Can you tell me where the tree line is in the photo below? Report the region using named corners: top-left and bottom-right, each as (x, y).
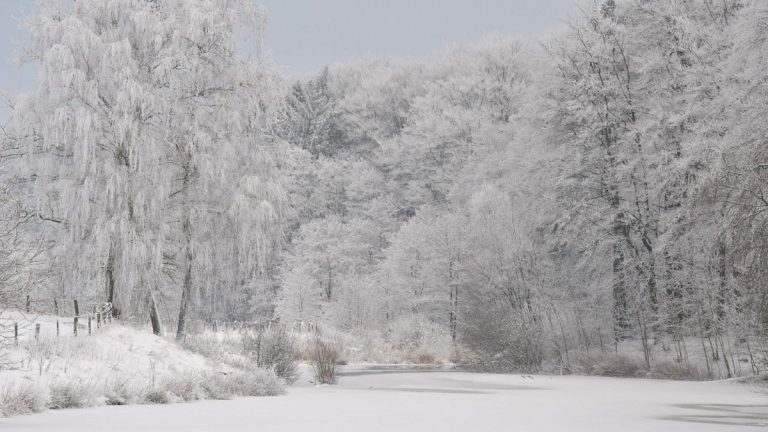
top-left (1, 0), bottom-right (766, 374)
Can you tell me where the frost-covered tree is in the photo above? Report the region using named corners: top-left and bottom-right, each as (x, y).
top-left (13, 0), bottom-right (180, 329)
top-left (714, 0), bottom-right (768, 345)
top-left (11, 0), bottom-right (285, 337)
top-left (277, 67), bottom-right (341, 157)
top-left (148, 0), bottom-right (284, 341)
top-left (0, 131), bottom-right (44, 313)
top-left (276, 216), bottom-right (380, 328)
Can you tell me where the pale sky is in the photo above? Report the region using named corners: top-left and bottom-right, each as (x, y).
top-left (0, 0), bottom-right (577, 100)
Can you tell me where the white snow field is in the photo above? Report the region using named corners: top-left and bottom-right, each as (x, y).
top-left (1, 365), bottom-right (766, 432)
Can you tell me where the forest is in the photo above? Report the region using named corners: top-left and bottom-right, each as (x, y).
top-left (1, 0), bottom-right (767, 381)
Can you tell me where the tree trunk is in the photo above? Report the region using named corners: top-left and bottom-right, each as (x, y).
top-left (448, 256), bottom-right (459, 345)
top-left (612, 210), bottom-right (630, 341)
top-left (149, 290), bottom-right (163, 336)
top-left (175, 253), bottom-right (193, 342)
top-left (716, 236), bottom-right (728, 320)
top-left (175, 171), bottom-right (193, 343)
top-left (105, 243), bottom-right (119, 318)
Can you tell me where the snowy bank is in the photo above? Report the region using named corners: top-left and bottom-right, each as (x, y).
top-left (0, 317), bottom-right (282, 418)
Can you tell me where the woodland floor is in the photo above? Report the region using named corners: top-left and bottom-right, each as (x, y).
top-left (1, 364), bottom-right (766, 432)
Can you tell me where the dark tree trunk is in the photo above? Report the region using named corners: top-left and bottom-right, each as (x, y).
top-left (106, 243), bottom-right (120, 318)
top-left (716, 237), bottom-right (728, 320)
top-left (149, 290), bottom-right (162, 336)
top-left (175, 171), bottom-right (193, 343)
top-left (176, 254), bottom-right (193, 342)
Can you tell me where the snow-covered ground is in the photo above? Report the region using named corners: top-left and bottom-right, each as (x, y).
top-left (0, 316), bottom-right (282, 417)
top-left (1, 364), bottom-right (765, 432)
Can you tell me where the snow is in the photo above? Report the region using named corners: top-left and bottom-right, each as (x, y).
top-left (2, 364), bottom-right (766, 432)
top-left (0, 316), bottom-right (212, 394)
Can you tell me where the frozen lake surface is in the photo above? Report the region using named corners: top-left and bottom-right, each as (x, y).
top-left (2, 365), bottom-right (766, 432)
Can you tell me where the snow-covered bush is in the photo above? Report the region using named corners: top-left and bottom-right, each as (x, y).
top-left (159, 372), bottom-right (208, 402)
top-left (589, 355), bottom-right (644, 378)
top-left (222, 368), bottom-right (283, 396)
top-left (649, 361), bottom-right (709, 381)
top-left (310, 336), bottom-right (343, 384)
top-left (182, 333), bottom-right (227, 360)
top-left (105, 377), bottom-right (145, 406)
top-left (154, 368), bottom-right (283, 403)
top-left (182, 331), bottom-right (243, 364)
top-left (0, 381), bottom-right (48, 417)
top-left (386, 316), bottom-right (451, 364)
top-left (563, 352), bottom-right (711, 380)
top-left (143, 389), bottom-right (172, 405)
top-left (242, 327), bottom-right (299, 383)
top-left (22, 334), bottom-right (58, 377)
top-left (199, 373), bottom-right (233, 400)
top-left (753, 374), bottom-right (768, 394)
top-left (459, 300), bottom-right (544, 372)
top-left (49, 379), bottom-right (101, 409)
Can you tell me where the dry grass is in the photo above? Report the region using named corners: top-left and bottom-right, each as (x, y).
top-left (0, 381), bottom-right (48, 417)
top-left (154, 368), bottom-right (283, 403)
top-left (48, 379), bottom-right (101, 409)
top-left (105, 377), bottom-right (145, 406)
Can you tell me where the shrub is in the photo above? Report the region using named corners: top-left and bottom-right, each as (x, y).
top-left (591, 355), bottom-right (643, 377)
top-left (199, 373), bottom-right (232, 400)
top-left (105, 378), bottom-right (144, 405)
top-left (143, 389), bottom-right (171, 405)
top-left (49, 379), bottom-right (101, 409)
top-left (459, 300), bottom-right (544, 372)
top-left (242, 327), bottom-right (299, 384)
top-left (310, 336), bottom-right (343, 384)
top-left (160, 372), bottom-right (206, 402)
top-left (749, 373), bottom-right (768, 394)
top-left (223, 368), bottom-right (283, 396)
top-left (182, 334), bottom-right (223, 360)
top-left (648, 360), bottom-right (709, 380)
top-left (385, 317), bottom-right (452, 364)
top-left (0, 381), bottom-right (48, 417)
top-left (413, 352), bottom-right (440, 365)
top-left (151, 368), bottom-right (283, 403)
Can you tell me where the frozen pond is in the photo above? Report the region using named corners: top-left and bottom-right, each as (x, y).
top-left (2, 365), bottom-right (766, 432)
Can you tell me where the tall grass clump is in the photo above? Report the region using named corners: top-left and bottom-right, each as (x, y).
top-left (0, 381), bottom-right (48, 417)
top-left (310, 336), bottom-right (343, 384)
top-left (48, 379), bottom-right (101, 409)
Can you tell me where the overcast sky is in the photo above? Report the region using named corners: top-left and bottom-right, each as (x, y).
top-left (0, 0), bottom-right (578, 99)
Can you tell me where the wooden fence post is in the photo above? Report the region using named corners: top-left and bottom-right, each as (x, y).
top-left (56, 320), bottom-right (60, 337)
top-left (53, 298), bottom-right (59, 316)
top-left (14, 322), bottom-right (18, 345)
top-left (35, 323), bottom-right (40, 340)
top-left (26, 295), bottom-right (30, 313)
top-left (88, 315), bottom-right (92, 335)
